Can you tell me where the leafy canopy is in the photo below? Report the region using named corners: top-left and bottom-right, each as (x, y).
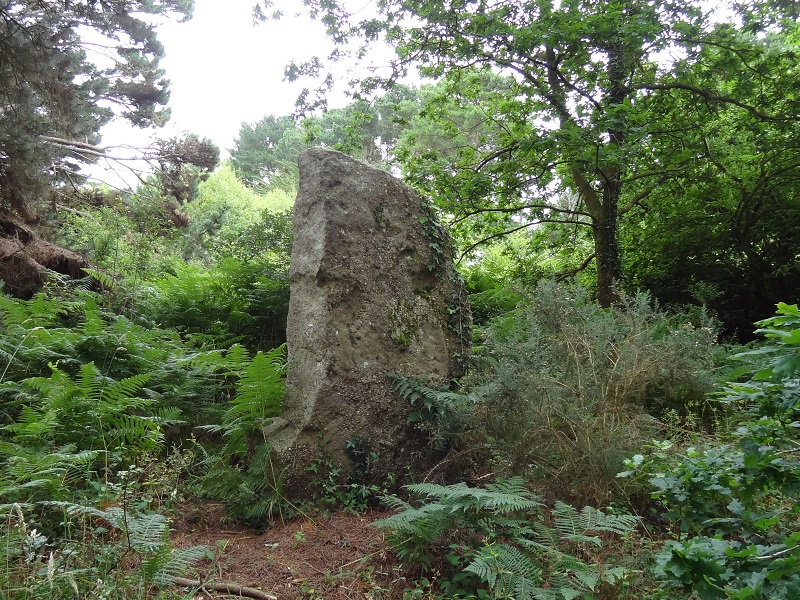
top-left (264, 0), bottom-right (800, 307)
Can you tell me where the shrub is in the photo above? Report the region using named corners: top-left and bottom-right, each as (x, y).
top-left (474, 282), bottom-right (721, 503)
top-left (625, 302), bottom-right (800, 599)
top-left (395, 281), bottom-right (720, 504)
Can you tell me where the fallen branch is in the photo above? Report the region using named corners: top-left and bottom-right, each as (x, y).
top-left (172, 576), bottom-right (278, 600)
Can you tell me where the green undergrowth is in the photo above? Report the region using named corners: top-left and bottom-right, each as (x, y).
top-left (622, 302), bottom-right (800, 599)
top-left (394, 281), bottom-right (723, 505)
top-left (2, 271), bottom-right (795, 600)
top-left (0, 286), bottom-right (290, 598)
top-left (375, 477), bottom-right (639, 600)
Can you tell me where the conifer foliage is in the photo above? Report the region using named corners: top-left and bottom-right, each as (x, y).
top-left (0, 0), bottom-right (193, 219)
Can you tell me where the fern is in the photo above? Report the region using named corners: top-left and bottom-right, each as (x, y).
top-left (193, 344), bottom-right (291, 526)
top-left (144, 544), bottom-right (210, 585)
top-left (553, 502), bottom-right (640, 539)
top-left (0, 442), bottom-right (99, 503)
top-left (81, 267), bottom-right (116, 291)
top-left (391, 375), bottom-right (476, 448)
top-left (376, 478), bottom-right (639, 599)
top-left (5, 361), bottom-right (168, 461)
top-left (223, 345), bottom-right (286, 434)
top-left (0, 289), bottom-right (219, 432)
top-left (467, 544), bottom-right (543, 599)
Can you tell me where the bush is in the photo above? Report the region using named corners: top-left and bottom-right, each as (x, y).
top-left (395, 281), bottom-right (720, 505)
top-left (625, 302), bottom-right (800, 599)
top-left (462, 281), bottom-right (720, 504)
top-left (0, 290), bottom-right (212, 599)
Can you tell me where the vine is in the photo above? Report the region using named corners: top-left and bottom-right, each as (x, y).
top-left (417, 198), bottom-right (472, 380)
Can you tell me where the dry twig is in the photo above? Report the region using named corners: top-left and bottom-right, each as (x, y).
top-left (172, 576), bottom-right (278, 600)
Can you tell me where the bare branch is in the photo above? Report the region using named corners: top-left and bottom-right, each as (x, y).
top-left (172, 576), bottom-right (277, 600)
top-left (41, 136), bottom-right (107, 155)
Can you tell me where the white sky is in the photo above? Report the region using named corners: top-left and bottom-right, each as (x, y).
top-left (90, 0), bottom-right (351, 186)
top-left (154, 0), bottom-right (331, 151)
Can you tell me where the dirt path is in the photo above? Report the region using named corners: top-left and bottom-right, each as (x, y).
top-left (171, 504), bottom-right (412, 599)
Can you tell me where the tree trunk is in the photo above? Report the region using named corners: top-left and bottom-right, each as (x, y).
top-left (594, 178), bottom-right (623, 308)
top-left (594, 39), bottom-right (628, 308)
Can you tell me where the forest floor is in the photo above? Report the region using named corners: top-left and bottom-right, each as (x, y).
top-left (171, 503), bottom-right (413, 600)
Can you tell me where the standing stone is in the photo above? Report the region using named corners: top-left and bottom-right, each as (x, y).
top-left (268, 148), bottom-right (471, 491)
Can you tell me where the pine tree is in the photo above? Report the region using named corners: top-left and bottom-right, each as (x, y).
top-left (0, 0), bottom-right (194, 220)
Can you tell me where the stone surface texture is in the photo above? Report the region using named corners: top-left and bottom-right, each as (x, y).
top-left (269, 148), bottom-right (471, 491)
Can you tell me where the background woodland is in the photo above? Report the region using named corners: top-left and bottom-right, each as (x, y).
top-left (1, 1), bottom-right (799, 598)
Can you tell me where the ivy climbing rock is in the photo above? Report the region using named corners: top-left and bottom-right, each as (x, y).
top-left (268, 148), bottom-right (471, 494)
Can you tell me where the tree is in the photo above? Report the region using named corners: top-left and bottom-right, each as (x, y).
top-left (623, 74), bottom-right (800, 339)
top-left (0, 0), bottom-right (194, 221)
top-left (266, 0), bottom-right (800, 306)
top-left (230, 86), bottom-right (421, 191)
top-left (153, 133), bottom-right (220, 206)
top-left (230, 115), bottom-right (305, 191)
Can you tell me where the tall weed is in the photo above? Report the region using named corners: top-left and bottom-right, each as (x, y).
top-left (1, 500), bottom-right (207, 600)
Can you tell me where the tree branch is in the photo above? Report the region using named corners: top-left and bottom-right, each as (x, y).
top-left (172, 576), bottom-right (278, 600)
top-left (619, 186), bottom-right (655, 215)
top-left (570, 169), bottom-right (602, 219)
top-left (451, 203), bottom-right (592, 226)
top-left (456, 217), bottom-right (591, 263)
top-left (556, 251), bottom-right (597, 280)
top-left (639, 83), bottom-right (794, 121)
top-left (41, 136), bottom-right (107, 156)
top-left (474, 142), bottom-right (519, 171)
top-left (457, 222), bottom-right (536, 262)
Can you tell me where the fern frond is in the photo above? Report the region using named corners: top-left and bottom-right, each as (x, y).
top-left (226, 346), bottom-right (286, 427)
top-left (373, 505), bottom-right (440, 534)
top-left (552, 502), bottom-right (639, 538)
top-left (39, 500), bottom-right (108, 521)
top-left (0, 502), bottom-right (34, 515)
top-left (466, 544), bottom-right (543, 600)
top-left (82, 267), bottom-right (116, 291)
top-left (110, 414), bottom-right (161, 450)
top-left (403, 477), bottom-right (540, 513)
top-left (147, 544), bottom-right (210, 585)
top-left (123, 511), bottom-right (170, 553)
top-left (379, 494), bottom-right (414, 512)
top-left (224, 343), bottom-right (253, 373)
top-left (77, 361), bottom-right (104, 401)
top-left (154, 406), bottom-right (184, 425)
top-left (100, 372), bottom-right (152, 405)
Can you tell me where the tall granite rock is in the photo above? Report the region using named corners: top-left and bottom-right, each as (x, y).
top-left (268, 148), bottom-right (471, 490)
